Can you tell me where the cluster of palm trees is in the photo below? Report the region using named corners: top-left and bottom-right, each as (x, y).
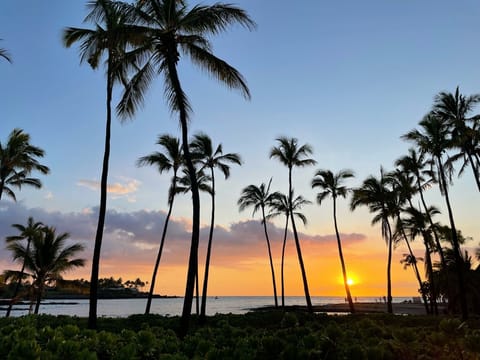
top-left (236, 87), bottom-right (480, 320)
top-left (3, 217), bottom-right (85, 316)
top-left (63, 0), bottom-right (255, 334)
top-left (238, 137), bottom-right (357, 315)
top-left (137, 132), bottom-right (241, 324)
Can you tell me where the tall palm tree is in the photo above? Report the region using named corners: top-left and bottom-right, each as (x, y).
top-left (402, 206), bottom-right (440, 315)
top-left (238, 179), bottom-right (280, 308)
top-left (351, 168), bottom-right (395, 313)
top-left (190, 133), bottom-right (242, 321)
top-left (312, 169), bottom-right (355, 313)
top-left (0, 39), bottom-right (12, 63)
top-left (387, 169), bottom-right (430, 314)
top-left (395, 148), bottom-right (445, 266)
top-left (402, 112), bottom-right (468, 319)
top-left (63, 0), bottom-right (140, 329)
top-left (267, 192), bottom-right (310, 308)
top-left (5, 226), bottom-right (85, 314)
top-left (118, 0), bottom-right (255, 336)
top-left (137, 134), bottom-right (182, 315)
top-left (0, 128), bottom-right (50, 202)
top-left (4, 217), bottom-right (44, 317)
top-left (432, 87), bottom-right (480, 191)
top-left (270, 137), bottom-right (316, 312)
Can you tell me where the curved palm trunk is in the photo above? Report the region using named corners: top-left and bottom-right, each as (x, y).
top-left (163, 57), bottom-right (201, 338)
top-left (437, 157), bottom-right (468, 320)
top-left (0, 179), bottom-right (5, 201)
top-left (333, 198), bottom-right (355, 313)
top-left (145, 191), bottom-right (176, 315)
top-left (467, 152), bottom-right (480, 192)
top-left (288, 167), bottom-right (312, 312)
top-left (386, 219), bottom-right (393, 314)
top-left (6, 238), bottom-right (32, 317)
top-left (261, 206), bottom-right (278, 307)
top-left (195, 269), bottom-right (199, 315)
top-left (34, 280), bottom-right (45, 315)
top-left (88, 63), bottom-right (113, 330)
top-left (281, 215), bottom-right (289, 308)
top-left (416, 178), bottom-right (445, 266)
top-left (200, 169), bottom-right (216, 321)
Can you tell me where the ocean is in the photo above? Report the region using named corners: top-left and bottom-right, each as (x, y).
top-left (6, 296), bottom-right (415, 317)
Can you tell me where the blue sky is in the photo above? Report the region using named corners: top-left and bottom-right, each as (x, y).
top-left (1, 1), bottom-right (479, 295)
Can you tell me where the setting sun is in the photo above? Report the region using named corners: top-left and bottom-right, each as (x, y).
top-left (347, 278), bottom-right (355, 286)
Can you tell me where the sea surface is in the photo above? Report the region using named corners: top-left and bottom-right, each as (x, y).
top-left (5, 296), bottom-right (415, 318)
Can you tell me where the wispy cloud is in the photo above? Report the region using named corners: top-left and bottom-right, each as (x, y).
top-left (77, 177), bottom-right (140, 202)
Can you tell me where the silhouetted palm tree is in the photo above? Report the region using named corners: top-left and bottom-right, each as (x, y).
top-left (118, 0), bottom-right (254, 335)
top-left (137, 134), bottom-right (182, 315)
top-left (270, 137), bottom-right (316, 312)
top-left (351, 168), bottom-right (395, 313)
top-left (402, 112), bottom-right (468, 319)
top-left (190, 133), bottom-right (242, 321)
top-left (5, 226), bottom-right (85, 314)
top-left (238, 179), bottom-right (280, 307)
top-left (4, 217), bottom-right (44, 317)
top-left (433, 87), bottom-right (480, 191)
top-left (395, 148), bottom-right (445, 266)
top-left (402, 206), bottom-right (440, 314)
top-left (0, 128), bottom-right (50, 201)
top-left (312, 169), bottom-right (355, 313)
top-left (63, 0), bottom-right (139, 329)
top-left (0, 39), bottom-right (12, 63)
top-left (267, 192), bottom-right (310, 308)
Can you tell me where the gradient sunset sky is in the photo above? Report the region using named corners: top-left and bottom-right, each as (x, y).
top-left (1, 1), bottom-right (479, 297)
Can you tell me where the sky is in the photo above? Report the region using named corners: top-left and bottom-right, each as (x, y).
top-left (1, 0), bottom-right (479, 298)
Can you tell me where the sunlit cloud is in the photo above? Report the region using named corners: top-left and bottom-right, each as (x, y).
top-left (76, 177), bottom-right (140, 202)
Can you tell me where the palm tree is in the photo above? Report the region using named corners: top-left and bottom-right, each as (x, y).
top-left (63, 0), bottom-right (140, 329)
top-left (402, 112), bottom-right (468, 319)
top-left (190, 133), bottom-right (242, 321)
top-left (137, 134), bottom-right (182, 315)
top-left (267, 192), bottom-right (310, 308)
top-left (395, 148), bottom-right (445, 266)
top-left (238, 179), bottom-right (280, 308)
top-left (387, 169), bottom-right (430, 313)
top-left (312, 169), bottom-right (355, 313)
top-left (270, 137), bottom-right (316, 312)
top-left (351, 168), bottom-right (395, 313)
top-left (432, 87), bottom-right (480, 191)
top-left (4, 217), bottom-right (44, 317)
top-left (0, 39), bottom-right (12, 63)
top-left (117, 0), bottom-right (255, 336)
top-left (5, 226), bottom-right (85, 314)
top-left (402, 206), bottom-right (441, 315)
top-left (0, 128), bottom-right (50, 201)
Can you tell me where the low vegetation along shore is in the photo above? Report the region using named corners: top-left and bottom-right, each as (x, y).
top-left (0, 311), bottom-right (479, 359)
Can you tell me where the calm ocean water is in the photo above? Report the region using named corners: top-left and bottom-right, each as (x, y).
top-left (6, 296), bottom-right (414, 318)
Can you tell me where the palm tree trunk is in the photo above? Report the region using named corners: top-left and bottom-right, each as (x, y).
top-left (281, 215), bottom-right (289, 308)
top-left (423, 238), bottom-right (438, 315)
top-left (200, 170), bottom-right (216, 322)
top-left (417, 178), bottom-right (445, 266)
top-left (288, 167), bottom-right (312, 312)
top-left (261, 206), bottom-right (278, 307)
top-left (34, 281), bottom-right (45, 315)
top-left (0, 178), bottom-right (4, 201)
top-left (88, 63), bottom-right (113, 330)
top-left (386, 219), bottom-right (393, 314)
top-left (437, 157), bottom-right (468, 320)
top-left (145, 195), bottom-right (175, 315)
top-left (467, 152), bottom-right (480, 192)
top-left (333, 198), bottom-right (355, 313)
top-left (164, 58), bottom-right (201, 338)
top-left (195, 269), bottom-right (199, 316)
top-left (6, 239), bottom-right (32, 317)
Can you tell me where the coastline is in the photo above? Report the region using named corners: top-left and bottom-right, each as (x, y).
top-left (254, 302), bottom-right (447, 315)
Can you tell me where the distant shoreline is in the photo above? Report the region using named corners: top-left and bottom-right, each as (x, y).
top-left (253, 302), bottom-right (447, 315)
